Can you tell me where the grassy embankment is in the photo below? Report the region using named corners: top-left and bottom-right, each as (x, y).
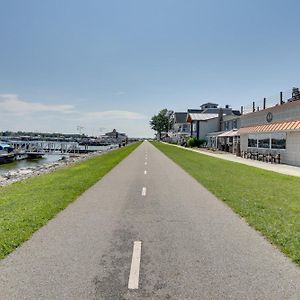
top-left (0, 142), bottom-right (141, 259)
top-left (152, 142), bottom-right (300, 264)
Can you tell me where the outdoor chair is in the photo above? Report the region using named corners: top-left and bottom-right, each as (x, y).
top-left (265, 153), bottom-right (272, 163)
top-left (250, 152), bottom-right (258, 160)
top-left (258, 153), bottom-right (264, 161)
top-left (274, 153), bottom-right (281, 164)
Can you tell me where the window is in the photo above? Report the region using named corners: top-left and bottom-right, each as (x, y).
top-left (258, 134), bottom-right (270, 148)
top-left (233, 119), bottom-right (238, 129)
top-left (248, 134), bottom-right (257, 147)
top-left (271, 133), bottom-right (286, 149)
top-left (248, 133), bottom-right (286, 150)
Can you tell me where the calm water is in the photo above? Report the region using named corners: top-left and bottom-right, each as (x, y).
top-left (0, 144), bottom-right (116, 175)
top-left (0, 154), bottom-right (63, 175)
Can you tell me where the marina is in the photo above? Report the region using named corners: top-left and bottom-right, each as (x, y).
top-left (0, 130), bottom-right (130, 182)
top-left (0, 140), bottom-right (118, 179)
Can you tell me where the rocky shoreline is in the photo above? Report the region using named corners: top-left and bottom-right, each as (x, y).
top-left (0, 148), bottom-right (115, 187)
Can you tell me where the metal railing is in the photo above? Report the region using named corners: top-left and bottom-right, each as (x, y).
top-left (242, 87), bottom-right (300, 115)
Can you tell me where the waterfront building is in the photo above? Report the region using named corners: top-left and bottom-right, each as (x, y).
top-left (103, 129), bottom-right (128, 145)
top-left (239, 95), bottom-right (300, 166)
top-left (206, 113), bottom-right (241, 154)
top-left (186, 103), bottom-right (240, 141)
top-left (187, 113), bottom-right (220, 139)
top-left (169, 112), bottom-right (191, 144)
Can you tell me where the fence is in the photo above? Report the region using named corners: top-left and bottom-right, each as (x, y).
top-left (242, 87), bottom-right (300, 115)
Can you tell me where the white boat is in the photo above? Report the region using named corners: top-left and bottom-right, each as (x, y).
top-left (0, 143), bottom-right (15, 164)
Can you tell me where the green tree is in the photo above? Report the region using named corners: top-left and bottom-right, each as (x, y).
top-left (150, 109), bottom-right (174, 140)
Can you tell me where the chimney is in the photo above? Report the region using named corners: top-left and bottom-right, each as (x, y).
top-left (218, 108), bottom-right (223, 131)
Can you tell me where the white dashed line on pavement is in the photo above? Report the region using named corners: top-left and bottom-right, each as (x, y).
top-left (128, 241), bottom-right (142, 290)
top-left (142, 187), bottom-right (147, 196)
top-left (145, 162), bottom-right (147, 165)
top-left (144, 170), bottom-right (147, 175)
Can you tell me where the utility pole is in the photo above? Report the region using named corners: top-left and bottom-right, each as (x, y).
top-left (77, 125), bottom-right (84, 136)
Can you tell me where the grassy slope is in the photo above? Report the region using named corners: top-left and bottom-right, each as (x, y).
top-left (153, 142), bottom-right (300, 264)
top-left (0, 143), bottom-right (141, 259)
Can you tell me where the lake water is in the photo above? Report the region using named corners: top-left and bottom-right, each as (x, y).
top-left (0, 154), bottom-right (63, 175)
top-left (0, 144), bottom-right (117, 175)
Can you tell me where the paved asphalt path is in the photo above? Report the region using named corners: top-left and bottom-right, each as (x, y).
top-left (1, 141), bottom-right (300, 299)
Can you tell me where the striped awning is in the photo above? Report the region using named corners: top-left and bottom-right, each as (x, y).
top-left (239, 120), bottom-right (300, 134)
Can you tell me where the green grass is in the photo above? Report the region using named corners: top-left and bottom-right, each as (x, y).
top-left (152, 142), bottom-right (300, 264)
top-left (0, 143), bottom-right (141, 259)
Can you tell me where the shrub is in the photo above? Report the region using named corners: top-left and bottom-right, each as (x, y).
top-left (187, 137), bottom-right (206, 148)
top-left (195, 138), bottom-right (206, 147)
top-left (187, 137), bottom-right (195, 147)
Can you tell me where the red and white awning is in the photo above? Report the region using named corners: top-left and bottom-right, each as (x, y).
top-left (239, 120), bottom-right (300, 134)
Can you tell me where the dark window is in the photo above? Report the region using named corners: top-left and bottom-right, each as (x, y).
top-left (248, 135), bottom-right (257, 147)
top-left (258, 137), bottom-right (270, 148)
top-left (271, 133), bottom-right (286, 149)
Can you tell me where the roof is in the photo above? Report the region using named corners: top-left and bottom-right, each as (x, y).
top-left (218, 129), bottom-right (240, 137)
top-left (239, 119), bottom-right (300, 134)
top-left (187, 109), bottom-right (203, 113)
top-left (223, 114), bottom-right (241, 121)
top-left (232, 110), bottom-right (241, 116)
top-left (200, 102), bottom-right (218, 107)
top-left (174, 112), bottom-right (188, 123)
top-left (187, 113), bottom-right (219, 122)
top-left (206, 131), bottom-right (225, 137)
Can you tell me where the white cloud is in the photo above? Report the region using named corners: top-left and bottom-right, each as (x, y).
top-left (0, 94), bottom-right (151, 136)
top-left (0, 94), bottom-right (147, 120)
top-left (0, 94), bottom-right (75, 115)
top-left (84, 110), bottom-right (147, 120)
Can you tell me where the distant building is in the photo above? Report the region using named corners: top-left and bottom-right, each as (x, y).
top-left (103, 129), bottom-right (128, 144)
top-left (169, 112), bottom-right (191, 144)
top-left (187, 113), bottom-right (220, 139)
top-left (186, 103), bottom-right (240, 140)
top-left (200, 102), bottom-right (218, 110)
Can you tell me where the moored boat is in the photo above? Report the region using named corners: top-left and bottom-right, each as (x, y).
top-left (26, 151), bottom-right (45, 159)
top-left (0, 143), bottom-right (15, 164)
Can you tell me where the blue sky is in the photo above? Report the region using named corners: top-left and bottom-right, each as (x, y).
top-left (0, 0), bottom-right (300, 137)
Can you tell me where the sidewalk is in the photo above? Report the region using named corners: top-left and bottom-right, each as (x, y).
top-left (170, 143), bottom-right (300, 178)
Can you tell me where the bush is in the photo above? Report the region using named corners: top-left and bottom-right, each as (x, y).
top-left (187, 137), bottom-right (206, 148)
top-left (187, 137), bottom-right (195, 147)
top-left (195, 138), bottom-right (206, 147)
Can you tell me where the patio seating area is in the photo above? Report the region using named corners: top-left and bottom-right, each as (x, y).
top-left (241, 150), bottom-right (281, 164)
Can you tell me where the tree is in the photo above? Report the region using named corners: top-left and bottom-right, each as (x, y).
top-left (150, 109), bottom-right (174, 140)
